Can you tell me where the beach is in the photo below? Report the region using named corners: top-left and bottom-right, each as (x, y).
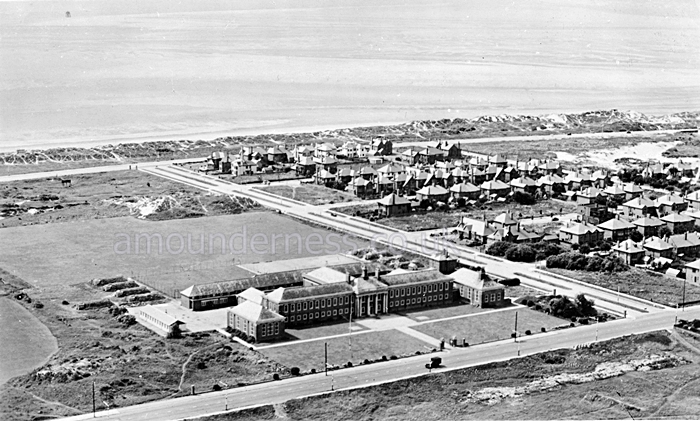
top-left (1, 0), bottom-right (699, 151)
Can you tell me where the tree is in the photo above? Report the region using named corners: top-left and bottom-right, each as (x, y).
top-left (552, 183), bottom-right (566, 194)
top-left (505, 244), bottom-right (537, 262)
top-left (629, 230), bottom-right (643, 242)
top-left (513, 191), bottom-right (536, 205)
top-left (658, 226), bottom-right (672, 238)
top-left (486, 241), bottom-right (513, 257)
top-left (579, 244), bottom-right (591, 254)
top-left (575, 294), bottom-right (598, 317)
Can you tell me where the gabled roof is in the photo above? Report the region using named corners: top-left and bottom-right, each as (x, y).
top-left (230, 301), bottom-right (284, 323)
top-left (669, 232), bottom-right (700, 249)
top-left (181, 271), bottom-right (306, 298)
top-left (509, 177), bottom-right (537, 187)
top-left (419, 147), bottom-right (445, 156)
top-left (138, 305), bottom-right (182, 327)
top-left (536, 174), bottom-right (565, 185)
top-left (686, 259), bottom-right (700, 270)
top-left (489, 154), bottom-right (507, 164)
top-left (377, 163), bottom-right (404, 174)
top-left (358, 166), bottom-right (378, 176)
top-left (492, 212), bottom-right (518, 225)
top-left (352, 177), bottom-right (372, 186)
top-left (376, 268), bottom-right (452, 287)
top-left (353, 277), bottom-right (388, 294)
top-left (451, 268), bottom-right (504, 291)
top-left (457, 217), bottom-right (495, 237)
top-left (560, 222), bottom-right (601, 235)
top-left (378, 193), bottom-right (411, 206)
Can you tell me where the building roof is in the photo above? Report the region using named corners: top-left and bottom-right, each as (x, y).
top-left (603, 184), bottom-right (626, 196)
top-left (230, 301), bottom-right (285, 323)
top-left (416, 185), bottom-right (449, 196)
top-left (378, 193), bottom-right (411, 206)
top-left (353, 277), bottom-right (389, 294)
top-left (451, 268), bottom-right (504, 291)
top-left (612, 239), bottom-right (644, 254)
top-left (655, 194), bottom-right (685, 206)
top-left (660, 212), bottom-right (693, 223)
top-left (686, 259), bottom-right (700, 270)
top-left (643, 236), bottom-right (674, 251)
top-left (536, 174), bottom-right (565, 185)
top-left (449, 182), bottom-right (480, 193)
top-left (597, 218), bottom-right (635, 231)
top-left (560, 221), bottom-right (601, 235)
top-left (579, 187), bottom-right (601, 198)
top-left (138, 305), bottom-right (182, 327)
top-left (457, 217), bottom-right (495, 237)
top-left (687, 191), bottom-right (700, 201)
top-left (377, 163), bottom-right (404, 174)
top-left (352, 177), bottom-right (372, 186)
top-left (668, 232), bottom-right (700, 249)
top-left (480, 180), bottom-right (509, 190)
top-left (489, 154), bottom-right (507, 164)
top-left (623, 197), bottom-right (656, 209)
top-left (623, 183), bottom-right (644, 193)
top-left (631, 216), bottom-right (664, 227)
top-left (268, 283), bottom-right (354, 302)
top-left (509, 177), bottom-right (537, 188)
top-left (375, 268), bottom-right (452, 287)
top-left (237, 287), bottom-right (266, 305)
top-left (303, 267), bottom-right (350, 285)
top-left (181, 271), bottom-right (306, 298)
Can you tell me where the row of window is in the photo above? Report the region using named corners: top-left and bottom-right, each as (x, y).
top-left (282, 295), bottom-right (351, 313)
top-left (389, 294), bottom-right (444, 307)
top-left (289, 308), bottom-right (349, 322)
top-left (483, 292), bottom-right (501, 303)
top-left (388, 282), bottom-right (449, 298)
top-left (260, 322), bottom-right (280, 337)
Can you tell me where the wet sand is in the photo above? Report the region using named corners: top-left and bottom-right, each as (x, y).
top-left (1, 0), bottom-right (699, 150)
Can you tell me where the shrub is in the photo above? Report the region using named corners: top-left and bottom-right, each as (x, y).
top-left (511, 333), bottom-right (516, 338)
top-left (290, 367), bottom-right (300, 376)
top-left (196, 362), bottom-right (206, 370)
top-left (212, 384), bottom-right (221, 391)
top-left (571, 243), bottom-right (580, 250)
top-left (61, 300), bottom-right (69, 305)
top-left (310, 368), bottom-right (316, 374)
top-left (486, 241), bottom-right (512, 257)
top-left (525, 330), bottom-right (532, 335)
top-left (33, 301), bottom-right (44, 309)
top-left (505, 244), bottom-right (537, 262)
top-left (346, 362), bottom-right (353, 367)
top-left (381, 355), bottom-right (387, 361)
top-left (513, 191), bottom-right (536, 205)
top-left (579, 244), bottom-right (591, 254)
top-left (389, 355), bottom-right (397, 360)
top-left (541, 327), bottom-right (546, 332)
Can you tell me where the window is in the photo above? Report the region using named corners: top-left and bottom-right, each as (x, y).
top-left (484, 294), bottom-right (489, 303)
top-left (423, 296), bottom-right (427, 303)
top-left (309, 312), bottom-right (313, 320)
top-left (428, 284), bottom-right (432, 292)
top-left (423, 285), bottom-right (427, 293)
top-left (389, 290), bottom-right (394, 298)
top-left (274, 324), bottom-right (279, 334)
top-left (333, 310), bottom-right (337, 316)
top-left (296, 303), bottom-right (301, 312)
top-left (401, 300), bottom-right (405, 305)
top-left (303, 302), bottom-right (308, 311)
top-left (291, 316), bottom-right (296, 322)
top-left (411, 287), bottom-right (416, 295)
top-left (401, 289), bottom-right (405, 297)
top-left (315, 300), bottom-right (319, 309)
top-left (333, 298), bottom-right (338, 306)
top-left (389, 301), bottom-right (393, 307)
top-left (321, 299), bottom-right (325, 308)
top-left (412, 298), bottom-right (416, 304)
top-left (345, 296), bottom-right (349, 304)
top-left (428, 296), bottom-right (432, 302)
top-left (439, 283), bottom-right (443, 291)
top-left (327, 299), bottom-right (332, 307)
top-left (302, 314), bottom-right (307, 320)
top-left (444, 282), bottom-right (449, 291)
top-left (321, 311), bottom-right (325, 317)
top-left (283, 304), bottom-right (288, 312)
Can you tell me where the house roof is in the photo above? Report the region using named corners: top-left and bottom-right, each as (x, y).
top-left (451, 268), bottom-right (504, 291)
top-left (612, 239), bottom-right (644, 254)
top-left (623, 183), bottom-right (644, 193)
top-left (536, 174), bottom-right (565, 185)
top-left (353, 277), bottom-right (388, 294)
top-left (603, 184), bottom-right (626, 196)
top-left (655, 194), bottom-right (685, 206)
top-left (230, 301), bottom-right (285, 323)
top-left (378, 193), bottom-right (411, 206)
top-left (669, 232), bottom-right (700, 249)
top-left (509, 177), bottom-right (537, 187)
top-left (579, 187), bottom-right (601, 198)
top-left (632, 216), bottom-right (664, 227)
top-left (480, 180), bottom-right (509, 190)
top-left (661, 213), bottom-right (693, 223)
top-left (449, 183), bottom-right (480, 193)
top-left (492, 212), bottom-right (518, 225)
top-left (560, 222), bottom-right (601, 235)
top-left (298, 156), bottom-right (315, 166)
top-left (419, 147), bottom-right (445, 156)
top-left (686, 259), bottom-right (700, 270)
top-left (623, 197), bottom-right (656, 209)
top-left (358, 166), bottom-right (378, 176)
top-left (457, 217), bottom-right (495, 237)
top-left (597, 218), bottom-right (635, 231)
top-left (377, 163), bottom-right (404, 174)
top-left (489, 154), bottom-right (507, 163)
top-left (352, 177), bottom-right (372, 186)
top-left (643, 236), bottom-right (674, 251)
top-left (416, 185), bottom-right (449, 196)
top-left (687, 191), bottom-right (700, 201)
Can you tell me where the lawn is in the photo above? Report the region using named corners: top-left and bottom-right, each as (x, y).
top-left (548, 268), bottom-right (700, 307)
top-left (282, 320), bottom-right (368, 342)
top-left (0, 212), bottom-right (368, 293)
top-left (411, 307), bottom-right (565, 345)
top-left (400, 303), bottom-right (488, 322)
top-left (259, 329), bottom-right (435, 372)
top-left (256, 184), bottom-right (358, 206)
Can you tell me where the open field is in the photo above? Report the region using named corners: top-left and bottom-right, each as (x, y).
top-left (282, 320), bottom-right (368, 342)
top-left (0, 297), bottom-right (57, 386)
top-left (0, 170), bottom-right (261, 228)
top-left (0, 283), bottom-right (280, 421)
top-left (548, 268), bottom-right (700, 307)
top-left (259, 330), bottom-right (435, 372)
top-left (411, 307), bottom-right (566, 344)
top-left (663, 135), bottom-right (700, 158)
top-left (256, 185), bottom-right (358, 206)
top-left (203, 330), bottom-right (700, 420)
top-left (0, 212), bottom-right (368, 294)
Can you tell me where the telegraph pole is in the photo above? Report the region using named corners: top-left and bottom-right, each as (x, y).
top-left (325, 342), bottom-right (328, 376)
top-left (92, 381), bottom-right (96, 418)
top-left (682, 277), bottom-right (687, 312)
top-left (514, 311), bottom-right (518, 342)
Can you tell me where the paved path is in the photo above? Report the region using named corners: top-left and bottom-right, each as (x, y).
top-left (395, 326), bottom-right (443, 348)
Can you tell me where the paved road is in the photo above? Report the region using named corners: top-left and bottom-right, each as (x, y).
top-left (62, 306), bottom-right (700, 421)
top-left (140, 165), bottom-right (664, 319)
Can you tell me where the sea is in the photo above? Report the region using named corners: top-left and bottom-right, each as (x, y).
top-left (0, 0), bottom-right (698, 152)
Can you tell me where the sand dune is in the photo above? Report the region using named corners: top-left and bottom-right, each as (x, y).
top-left (1, 0), bottom-right (698, 150)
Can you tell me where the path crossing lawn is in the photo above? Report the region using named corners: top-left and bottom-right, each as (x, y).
top-left (401, 303), bottom-right (488, 322)
top-left (260, 329), bottom-right (435, 372)
top-left (278, 320), bottom-right (368, 342)
top-left (410, 307), bottom-right (566, 345)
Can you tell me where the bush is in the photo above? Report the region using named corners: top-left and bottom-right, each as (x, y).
top-left (505, 244), bottom-right (537, 262)
top-left (290, 367), bottom-right (300, 376)
top-left (525, 330), bottom-right (532, 335)
top-left (196, 362), bottom-right (206, 370)
top-left (513, 191), bottom-right (536, 205)
top-left (389, 355), bottom-right (397, 360)
top-left (273, 373), bottom-right (280, 381)
top-left (486, 241), bottom-right (512, 257)
top-left (61, 300), bottom-right (69, 305)
top-left (33, 301), bottom-right (44, 309)
top-left (381, 355), bottom-right (387, 361)
top-left (310, 368), bottom-right (316, 374)
top-left (541, 327), bottom-right (546, 332)
top-left (212, 384), bottom-right (221, 391)
top-left (363, 359), bottom-right (371, 365)
top-left (511, 332), bottom-right (516, 338)
top-left (579, 244), bottom-right (591, 254)
top-left (571, 243), bottom-right (580, 250)
top-left (346, 362), bottom-right (353, 367)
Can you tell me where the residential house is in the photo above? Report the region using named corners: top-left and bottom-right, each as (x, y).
top-left (577, 187), bottom-right (602, 205)
top-left (417, 147), bottom-right (446, 165)
top-left (559, 221), bottom-right (603, 246)
top-left (314, 155), bottom-right (338, 174)
top-left (349, 177), bottom-right (374, 198)
top-left (602, 184), bottom-right (626, 202)
top-left (597, 217), bottom-right (636, 241)
top-left (314, 142), bottom-right (337, 158)
top-left (591, 170), bottom-right (610, 188)
top-left (623, 183), bottom-right (644, 200)
top-left (377, 193), bottom-right (412, 217)
top-left (487, 224), bottom-right (543, 244)
top-left (488, 154), bottom-right (507, 169)
top-left (416, 185), bottom-right (449, 203)
top-left (295, 156), bottom-right (316, 177)
top-left (449, 182), bottom-right (480, 200)
top-left (632, 216), bottom-right (664, 237)
top-left (370, 138), bottom-right (393, 156)
top-left (267, 145), bottom-right (288, 163)
top-left (661, 212), bottom-right (695, 234)
top-left (437, 141), bottom-right (462, 160)
top-left (668, 232), bottom-right (700, 258)
top-left (509, 177), bottom-right (537, 195)
top-left (611, 239), bottom-right (646, 265)
top-left (685, 191), bottom-right (700, 211)
top-left (480, 180), bottom-right (510, 198)
top-left (621, 197), bottom-right (657, 219)
top-left (456, 217), bottom-right (495, 244)
top-left (686, 259), bottom-right (700, 284)
top-left (655, 194), bottom-right (688, 215)
top-left (564, 172), bottom-right (592, 191)
top-left (536, 174), bottom-right (565, 195)
top-left (642, 236), bottom-right (674, 259)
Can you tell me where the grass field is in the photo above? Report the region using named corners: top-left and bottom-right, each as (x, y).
top-left (0, 212), bottom-right (368, 293)
top-left (411, 307), bottom-right (565, 344)
top-left (206, 331), bottom-right (700, 421)
top-left (548, 268), bottom-right (700, 307)
top-left (400, 303), bottom-right (488, 322)
top-left (282, 320), bottom-right (368, 342)
top-left (0, 170), bottom-right (260, 229)
top-left (259, 330), bottom-right (435, 372)
top-left (256, 184), bottom-right (358, 206)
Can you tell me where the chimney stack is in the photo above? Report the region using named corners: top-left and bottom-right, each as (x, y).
top-left (375, 267), bottom-right (380, 281)
top-left (362, 266), bottom-right (368, 280)
top-left (346, 273), bottom-right (352, 284)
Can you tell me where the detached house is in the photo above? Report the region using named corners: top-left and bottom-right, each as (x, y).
top-left (686, 259), bottom-right (700, 284)
top-left (621, 197), bottom-right (657, 219)
top-left (661, 212), bottom-right (695, 234)
top-left (655, 194), bottom-right (688, 215)
top-left (642, 236), bottom-right (674, 260)
top-left (612, 239), bottom-right (646, 265)
top-left (597, 217), bottom-right (635, 241)
top-left (377, 193), bottom-right (412, 217)
top-left (632, 216), bottom-right (664, 237)
top-left (559, 221), bottom-right (603, 246)
top-left (686, 191), bottom-right (700, 211)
